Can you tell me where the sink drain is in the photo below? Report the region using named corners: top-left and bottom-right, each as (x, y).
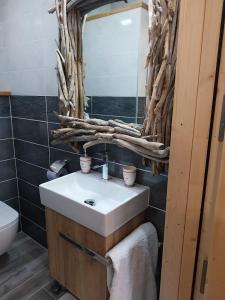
top-left (84, 199), bottom-right (96, 206)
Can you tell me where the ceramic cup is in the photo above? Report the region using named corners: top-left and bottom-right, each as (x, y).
top-left (80, 156), bottom-right (92, 174)
top-left (123, 166), bottom-right (136, 187)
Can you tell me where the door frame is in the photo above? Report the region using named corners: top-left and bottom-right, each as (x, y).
top-left (160, 1), bottom-right (224, 299)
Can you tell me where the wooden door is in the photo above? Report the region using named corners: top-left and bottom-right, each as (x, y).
top-left (193, 19), bottom-right (225, 300)
top-left (160, 1), bottom-right (224, 299)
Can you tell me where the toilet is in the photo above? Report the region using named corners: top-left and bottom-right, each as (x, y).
top-left (0, 201), bottom-right (19, 256)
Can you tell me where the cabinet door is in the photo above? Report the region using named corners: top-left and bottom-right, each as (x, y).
top-left (46, 209), bottom-right (108, 300)
top-left (59, 234), bottom-right (108, 300)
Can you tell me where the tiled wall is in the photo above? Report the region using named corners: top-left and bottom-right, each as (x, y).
top-left (8, 95), bottom-right (167, 287)
top-left (10, 95), bottom-right (57, 247)
top-left (0, 96), bottom-right (18, 212)
top-left (87, 96), bottom-right (146, 124)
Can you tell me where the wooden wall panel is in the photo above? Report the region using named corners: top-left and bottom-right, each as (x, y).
top-left (177, 1), bottom-right (224, 299)
top-left (160, 0), bottom-right (224, 299)
top-left (193, 23), bottom-right (225, 300)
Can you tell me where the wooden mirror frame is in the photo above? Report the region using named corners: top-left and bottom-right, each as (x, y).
top-left (49, 0), bottom-right (179, 175)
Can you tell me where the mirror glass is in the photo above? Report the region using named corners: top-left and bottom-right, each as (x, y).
top-left (83, 0), bottom-right (148, 124)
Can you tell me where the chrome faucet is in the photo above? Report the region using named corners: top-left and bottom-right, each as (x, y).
top-left (92, 152), bottom-right (109, 180)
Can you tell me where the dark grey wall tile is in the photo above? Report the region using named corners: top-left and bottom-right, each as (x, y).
top-left (136, 170), bottom-right (168, 211)
top-left (91, 114), bottom-right (136, 123)
top-left (0, 97), bottom-right (10, 117)
top-left (138, 97), bottom-right (146, 117)
top-left (20, 198), bottom-right (46, 229)
top-left (146, 206), bottom-right (165, 243)
top-left (11, 96), bottom-right (46, 121)
top-left (137, 117), bottom-right (144, 125)
top-left (46, 96), bottom-right (59, 123)
top-left (108, 161), bottom-right (123, 179)
top-left (0, 178), bottom-right (18, 201)
top-left (92, 97), bottom-right (136, 117)
top-left (150, 178), bottom-right (167, 211)
top-left (0, 139), bottom-right (14, 161)
top-left (0, 118), bottom-right (12, 139)
top-left (15, 140), bottom-right (49, 169)
top-left (0, 159), bottom-right (16, 182)
top-left (107, 144), bottom-right (144, 169)
top-left (84, 143), bottom-right (106, 158)
top-left (16, 160), bottom-right (47, 187)
top-left (3, 197), bottom-right (19, 212)
top-left (50, 148), bottom-right (80, 173)
top-left (18, 179), bottom-right (43, 209)
top-left (13, 118), bottom-right (48, 146)
top-left (21, 216), bottom-right (47, 248)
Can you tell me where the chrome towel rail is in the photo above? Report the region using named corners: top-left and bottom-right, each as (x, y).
top-left (60, 232), bottom-right (163, 267)
top-left (59, 232), bottom-right (111, 266)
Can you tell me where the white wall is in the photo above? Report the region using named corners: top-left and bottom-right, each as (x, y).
top-left (0, 0), bottom-right (148, 97)
top-left (0, 0), bottom-right (58, 96)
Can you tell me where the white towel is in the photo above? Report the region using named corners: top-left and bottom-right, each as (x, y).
top-left (106, 222), bottom-right (158, 300)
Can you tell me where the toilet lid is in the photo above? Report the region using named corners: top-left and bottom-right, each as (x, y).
top-left (0, 202), bottom-right (18, 230)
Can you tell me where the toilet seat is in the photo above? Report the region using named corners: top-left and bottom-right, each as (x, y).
top-left (0, 202), bottom-right (19, 230)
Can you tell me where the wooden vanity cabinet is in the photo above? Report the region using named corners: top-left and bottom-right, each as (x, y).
top-left (45, 208), bottom-right (146, 300)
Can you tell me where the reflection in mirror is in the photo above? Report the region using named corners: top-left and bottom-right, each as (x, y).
top-left (83, 1), bottom-right (148, 124)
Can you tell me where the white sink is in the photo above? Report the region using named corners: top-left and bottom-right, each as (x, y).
top-left (39, 171), bottom-right (149, 237)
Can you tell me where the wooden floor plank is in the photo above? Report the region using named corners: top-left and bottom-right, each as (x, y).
top-left (0, 232), bottom-right (54, 300)
top-left (0, 239), bottom-right (47, 284)
top-left (28, 288), bottom-right (54, 300)
top-left (43, 282), bottom-right (66, 299)
top-left (0, 253), bottom-right (48, 297)
top-left (0, 269), bottom-right (52, 300)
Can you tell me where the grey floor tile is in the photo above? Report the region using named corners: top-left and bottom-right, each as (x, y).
top-left (0, 238), bottom-right (47, 284)
top-left (0, 232), bottom-right (51, 300)
top-left (43, 282), bottom-right (66, 299)
top-left (0, 253), bottom-right (48, 297)
top-left (0, 269), bottom-right (51, 300)
top-left (27, 288), bottom-right (55, 300)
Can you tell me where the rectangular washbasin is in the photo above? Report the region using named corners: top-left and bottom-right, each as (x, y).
top-left (39, 171), bottom-right (149, 237)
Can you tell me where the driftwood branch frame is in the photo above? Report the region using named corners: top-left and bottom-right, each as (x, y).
top-left (49, 0), bottom-right (179, 175)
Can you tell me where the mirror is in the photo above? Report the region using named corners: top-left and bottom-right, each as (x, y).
top-left (50, 0), bottom-right (179, 174)
top-left (83, 1), bottom-right (149, 125)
